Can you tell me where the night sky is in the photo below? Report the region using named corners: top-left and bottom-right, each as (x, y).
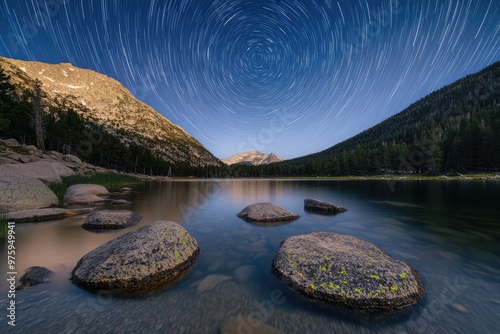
top-left (0, 1), bottom-right (498, 159)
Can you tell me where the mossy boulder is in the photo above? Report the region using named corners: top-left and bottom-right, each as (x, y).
top-left (237, 203), bottom-right (299, 223)
top-left (71, 221), bottom-right (199, 294)
top-left (0, 171), bottom-right (58, 212)
top-left (272, 232), bottom-right (424, 314)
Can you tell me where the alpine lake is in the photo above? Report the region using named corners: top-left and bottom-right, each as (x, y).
top-left (1, 179), bottom-right (499, 333)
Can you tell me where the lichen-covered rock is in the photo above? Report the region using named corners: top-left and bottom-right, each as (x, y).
top-left (237, 203), bottom-right (299, 222)
top-left (16, 266), bottom-right (53, 290)
top-left (82, 210), bottom-right (142, 230)
top-left (64, 184), bottom-right (110, 205)
top-left (71, 221), bottom-right (200, 294)
top-left (304, 198), bottom-right (347, 214)
top-left (0, 171), bottom-right (58, 212)
top-left (272, 232), bottom-right (424, 313)
top-left (8, 208), bottom-right (93, 223)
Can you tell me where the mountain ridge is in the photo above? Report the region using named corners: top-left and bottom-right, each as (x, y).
top-left (229, 61), bottom-right (500, 176)
top-left (223, 151), bottom-right (284, 166)
top-left (0, 56), bottom-right (222, 167)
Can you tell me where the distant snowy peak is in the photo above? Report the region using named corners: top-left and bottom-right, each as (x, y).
top-left (223, 151), bottom-right (284, 166)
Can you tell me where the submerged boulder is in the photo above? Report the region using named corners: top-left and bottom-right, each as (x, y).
top-left (304, 198), bottom-right (347, 215)
top-left (71, 221), bottom-right (200, 294)
top-left (16, 266), bottom-right (54, 290)
top-left (237, 203), bottom-right (299, 223)
top-left (64, 184), bottom-right (110, 205)
top-left (82, 210), bottom-right (142, 230)
top-left (0, 171), bottom-right (58, 212)
top-left (221, 317), bottom-right (284, 334)
top-left (272, 232), bottom-right (424, 314)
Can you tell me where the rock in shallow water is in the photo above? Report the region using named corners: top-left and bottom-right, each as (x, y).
top-left (64, 184), bottom-right (110, 205)
top-left (82, 210), bottom-right (142, 230)
top-left (304, 198), bottom-right (347, 215)
top-left (196, 275), bottom-right (231, 293)
top-left (272, 232), bottom-right (424, 314)
top-left (8, 208), bottom-right (94, 223)
top-left (221, 317), bottom-right (284, 334)
top-left (16, 266), bottom-right (53, 290)
top-left (237, 203), bottom-right (299, 223)
top-left (71, 221), bottom-right (200, 294)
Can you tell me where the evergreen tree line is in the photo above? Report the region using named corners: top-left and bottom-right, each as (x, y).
top-left (2, 61), bottom-right (499, 178)
top-left (227, 62), bottom-right (500, 177)
top-left (0, 66), bottom-right (229, 177)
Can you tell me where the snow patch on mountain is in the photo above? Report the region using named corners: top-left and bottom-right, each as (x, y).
top-left (223, 151), bottom-right (284, 166)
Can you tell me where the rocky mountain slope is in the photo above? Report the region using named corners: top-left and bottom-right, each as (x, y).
top-left (223, 151), bottom-right (284, 166)
top-left (0, 56), bottom-right (222, 167)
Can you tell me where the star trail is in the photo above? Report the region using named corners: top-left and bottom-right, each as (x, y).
top-left (0, 0), bottom-right (498, 159)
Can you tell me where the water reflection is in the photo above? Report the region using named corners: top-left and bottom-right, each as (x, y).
top-left (1, 179), bottom-right (499, 334)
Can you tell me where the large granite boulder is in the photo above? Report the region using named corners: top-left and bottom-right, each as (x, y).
top-left (304, 198), bottom-right (347, 214)
top-left (272, 232), bottom-right (424, 314)
top-left (237, 203), bottom-right (299, 223)
top-left (16, 266), bottom-right (54, 290)
top-left (82, 210), bottom-right (142, 230)
top-left (0, 171), bottom-right (58, 212)
top-left (0, 161), bottom-right (74, 183)
top-left (64, 184), bottom-right (110, 205)
top-left (71, 221), bottom-right (200, 294)
top-left (8, 208), bottom-right (93, 223)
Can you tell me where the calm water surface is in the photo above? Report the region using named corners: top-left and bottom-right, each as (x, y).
top-left (1, 179), bottom-right (499, 333)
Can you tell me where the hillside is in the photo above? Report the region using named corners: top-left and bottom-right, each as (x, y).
top-left (235, 62), bottom-right (500, 177)
top-left (0, 56), bottom-right (222, 169)
top-left (223, 151), bottom-right (284, 166)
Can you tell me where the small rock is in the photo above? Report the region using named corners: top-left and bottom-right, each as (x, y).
top-left (451, 304), bottom-right (468, 313)
top-left (16, 266), bottom-right (53, 290)
top-left (304, 198), bottom-right (347, 214)
top-left (64, 184), bottom-right (110, 205)
top-left (82, 210), bottom-right (142, 230)
top-left (221, 317), bottom-right (284, 334)
top-left (196, 275), bottom-right (231, 293)
top-left (112, 199), bottom-right (131, 205)
top-left (18, 156), bottom-right (33, 163)
top-left (3, 138), bottom-right (21, 147)
top-left (121, 187), bottom-right (132, 192)
top-left (24, 145), bottom-right (38, 152)
top-left (63, 154), bottom-right (82, 164)
top-left (237, 203), bottom-right (299, 223)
